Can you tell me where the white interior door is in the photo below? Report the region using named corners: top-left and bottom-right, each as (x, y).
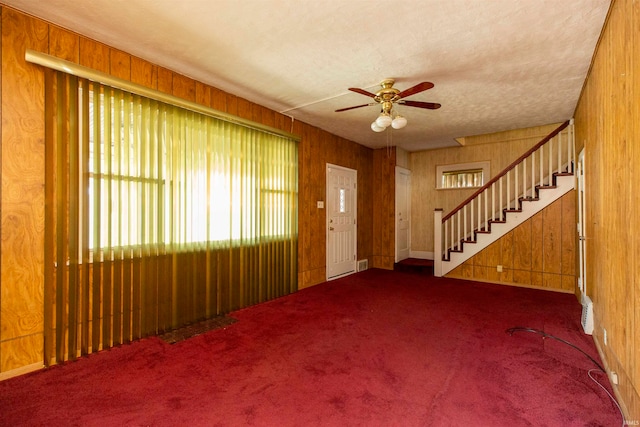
top-left (395, 167), bottom-right (411, 262)
top-left (326, 164), bottom-right (357, 280)
top-left (577, 149), bottom-right (587, 300)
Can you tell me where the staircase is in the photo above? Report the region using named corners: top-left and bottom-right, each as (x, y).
top-left (434, 120), bottom-right (575, 277)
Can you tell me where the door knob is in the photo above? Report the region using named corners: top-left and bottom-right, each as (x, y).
top-left (329, 227), bottom-right (334, 231)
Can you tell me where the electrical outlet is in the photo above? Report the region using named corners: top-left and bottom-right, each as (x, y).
top-left (603, 328), bottom-right (608, 346)
top-left (497, 265), bottom-right (503, 272)
top-left (611, 371), bottom-right (619, 385)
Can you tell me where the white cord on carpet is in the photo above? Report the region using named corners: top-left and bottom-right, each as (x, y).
top-left (588, 369), bottom-right (625, 427)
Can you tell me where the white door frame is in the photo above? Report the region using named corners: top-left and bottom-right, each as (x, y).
top-left (395, 166), bottom-right (411, 262)
top-left (577, 148), bottom-right (587, 301)
top-left (326, 163), bottom-right (357, 280)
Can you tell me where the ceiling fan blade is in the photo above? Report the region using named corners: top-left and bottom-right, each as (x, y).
top-left (348, 87), bottom-right (377, 98)
top-left (335, 103), bottom-right (375, 112)
top-left (399, 100), bottom-right (441, 109)
top-left (396, 82), bottom-right (434, 99)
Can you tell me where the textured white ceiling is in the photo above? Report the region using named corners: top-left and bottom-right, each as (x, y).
top-left (3, 0), bottom-right (610, 151)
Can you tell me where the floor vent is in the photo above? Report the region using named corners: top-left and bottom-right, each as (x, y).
top-left (581, 295), bottom-right (594, 335)
top-left (357, 259), bottom-right (368, 272)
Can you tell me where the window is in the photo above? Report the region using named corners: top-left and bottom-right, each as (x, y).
top-left (436, 161), bottom-right (490, 189)
top-left (42, 63), bottom-right (299, 362)
top-left (81, 84), bottom-right (296, 250)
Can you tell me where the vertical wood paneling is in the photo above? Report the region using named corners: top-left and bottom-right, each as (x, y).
top-left (109, 49), bottom-right (130, 81)
top-left (500, 231), bottom-right (513, 270)
top-left (156, 66), bottom-right (173, 95)
top-left (78, 38), bottom-right (109, 73)
top-left (172, 73), bottom-right (196, 102)
top-left (225, 93), bottom-right (238, 116)
top-left (1, 8), bottom-right (48, 371)
top-left (513, 219), bottom-right (531, 270)
top-left (531, 211), bottom-right (544, 271)
top-left (573, 0), bottom-right (638, 418)
top-left (195, 81), bottom-right (211, 107)
top-left (357, 144), bottom-right (373, 263)
top-left (448, 196), bottom-right (576, 294)
top-left (49, 25), bottom-right (78, 62)
top-left (542, 197), bottom-right (562, 274)
top-left (372, 148), bottom-right (395, 269)
top-left (560, 191), bottom-right (576, 276)
top-left (130, 56), bottom-right (157, 89)
top-left (210, 87), bottom-right (227, 112)
top-left (632, 0), bottom-right (640, 410)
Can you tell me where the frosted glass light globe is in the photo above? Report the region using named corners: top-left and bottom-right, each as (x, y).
top-left (391, 115), bottom-right (407, 129)
top-left (371, 121), bottom-right (385, 132)
top-left (375, 113), bottom-right (392, 128)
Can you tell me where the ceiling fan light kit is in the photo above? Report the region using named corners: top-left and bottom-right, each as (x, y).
top-left (336, 78), bottom-right (441, 133)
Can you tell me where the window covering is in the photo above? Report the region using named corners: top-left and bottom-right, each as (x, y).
top-left (42, 66), bottom-right (298, 364)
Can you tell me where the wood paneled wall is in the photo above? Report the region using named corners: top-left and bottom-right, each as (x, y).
top-left (410, 123), bottom-right (563, 256)
top-left (298, 125), bottom-right (374, 288)
top-left (372, 148), bottom-right (396, 269)
top-left (447, 191), bottom-right (576, 293)
top-left (0, 5), bottom-right (374, 376)
top-left (0, 7), bottom-right (48, 376)
top-left (574, 0), bottom-right (639, 420)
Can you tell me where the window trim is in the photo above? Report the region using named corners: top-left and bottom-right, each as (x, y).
top-left (436, 161), bottom-right (490, 190)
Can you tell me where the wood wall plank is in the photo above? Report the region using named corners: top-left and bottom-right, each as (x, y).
top-left (513, 220), bottom-right (531, 270)
top-left (48, 25), bottom-right (78, 62)
top-left (109, 49), bottom-right (130, 81)
top-left (531, 211), bottom-right (544, 272)
top-left (0, 334), bottom-right (41, 372)
top-left (131, 56), bottom-right (157, 89)
top-left (372, 148), bottom-right (395, 269)
top-left (225, 93), bottom-right (238, 116)
top-left (542, 197), bottom-right (562, 274)
top-left (156, 66), bottom-right (173, 95)
top-left (1, 8), bottom-right (49, 370)
top-left (78, 38), bottom-right (109, 73)
top-left (210, 87), bottom-right (227, 112)
top-left (195, 81), bottom-right (210, 108)
top-left (172, 73), bottom-right (196, 102)
top-left (560, 192), bottom-right (576, 276)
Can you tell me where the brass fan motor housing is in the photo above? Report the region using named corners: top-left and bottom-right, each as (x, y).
top-left (374, 79), bottom-right (401, 113)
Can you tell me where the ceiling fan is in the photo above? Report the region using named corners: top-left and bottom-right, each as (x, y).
top-left (335, 78), bottom-right (441, 132)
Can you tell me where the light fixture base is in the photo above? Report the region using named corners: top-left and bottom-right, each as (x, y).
top-left (380, 78), bottom-right (395, 89)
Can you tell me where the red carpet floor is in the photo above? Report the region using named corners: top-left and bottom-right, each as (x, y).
top-left (0, 269), bottom-right (621, 426)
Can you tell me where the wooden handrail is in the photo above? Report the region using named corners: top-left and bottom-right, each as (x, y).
top-left (442, 120), bottom-right (571, 222)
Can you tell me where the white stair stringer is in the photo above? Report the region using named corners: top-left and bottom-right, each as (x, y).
top-left (440, 174), bottom-right (575, 276)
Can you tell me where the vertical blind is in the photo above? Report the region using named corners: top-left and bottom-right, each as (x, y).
top-left (44, 70), bottom-right (298, 364)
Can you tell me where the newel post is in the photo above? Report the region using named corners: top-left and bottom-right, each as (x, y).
top-left (434, 208), bottom-right (443, 277)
